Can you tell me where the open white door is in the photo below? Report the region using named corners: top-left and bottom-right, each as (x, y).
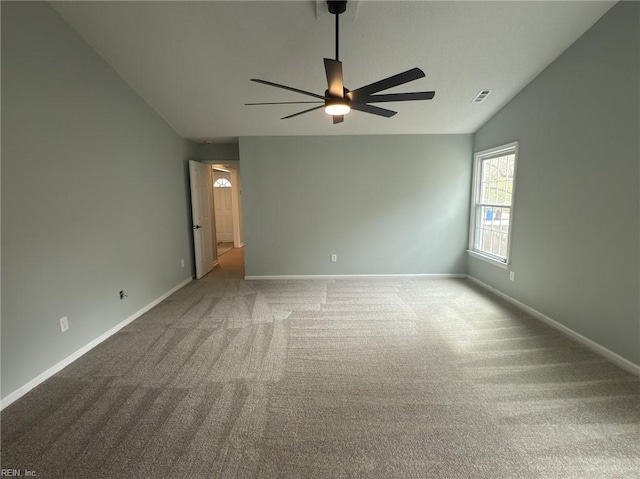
top-left (189, 160), bottom-right (216, 279)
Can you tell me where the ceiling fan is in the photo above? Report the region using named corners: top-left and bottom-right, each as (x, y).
top-left (246, 0), bottom-right (436, 124)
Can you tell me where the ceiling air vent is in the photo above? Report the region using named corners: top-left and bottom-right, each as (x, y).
top-left (472, 90), bottom-right (492, 103)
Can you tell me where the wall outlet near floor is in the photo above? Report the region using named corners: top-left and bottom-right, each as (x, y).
top-left (330, 254), bottom-right (337, 263)
top-left (509, 271), bottom-right (515, 281)
top-left (59, 316), bottom-right (69, 333)
top-left (181, 259), bottom-right (185, 268)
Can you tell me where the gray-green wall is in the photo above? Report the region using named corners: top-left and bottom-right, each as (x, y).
top-left (1, 2), bottom-right (196, 401)
top-left (196, 143), bottom-right (240, 162)
top-left (469, 2), bottom-right (640, 365)
top-left (240, 135), bottom-right (472, 276)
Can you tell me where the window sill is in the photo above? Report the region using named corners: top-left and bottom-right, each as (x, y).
top-left (467, 250), bottom-right (509, 269)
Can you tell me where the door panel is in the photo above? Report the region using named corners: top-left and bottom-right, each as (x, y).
top-left (189, 160), bottom-right (215, 279)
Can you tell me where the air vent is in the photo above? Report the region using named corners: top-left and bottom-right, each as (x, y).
top-left (472, 90), bottom-right (493, 103)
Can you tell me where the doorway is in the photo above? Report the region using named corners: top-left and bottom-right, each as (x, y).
top-left (212, 164), bottom-right (244, 258)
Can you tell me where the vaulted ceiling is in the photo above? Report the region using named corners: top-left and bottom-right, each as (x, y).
top-left (51, 1), bottom-right (615, 142)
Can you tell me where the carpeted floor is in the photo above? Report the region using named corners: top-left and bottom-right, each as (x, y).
top-left (2, 258), bottom-right (640, 478)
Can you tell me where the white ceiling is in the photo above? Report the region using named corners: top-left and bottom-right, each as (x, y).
top-left (50, 1), bottom-right (615, 143)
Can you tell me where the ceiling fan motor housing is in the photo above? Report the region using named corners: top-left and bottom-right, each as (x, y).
top-left (324, 87), bottom-right (351, 101)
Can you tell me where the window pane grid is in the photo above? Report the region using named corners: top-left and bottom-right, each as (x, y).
top-left (471, 146), bottom-right (517, 262)
top-left (474, 205), bottom-right (510, 260)
top-left (478, 154), bottom-right (514, 206)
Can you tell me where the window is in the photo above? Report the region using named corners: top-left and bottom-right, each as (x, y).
top-left (213, 178), bottom-right (232, 188)
top-left (468, 141), bottom-right (518, 267)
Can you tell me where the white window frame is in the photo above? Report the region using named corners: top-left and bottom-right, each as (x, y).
top-left (468, 141), bottom-right (519, 268)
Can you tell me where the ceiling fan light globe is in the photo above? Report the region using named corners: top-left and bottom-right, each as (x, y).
top-left (325, 103), bottom-right (351, 116)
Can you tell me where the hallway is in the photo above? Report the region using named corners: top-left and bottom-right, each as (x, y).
top-left (216, 246), bottom-right (244, 277)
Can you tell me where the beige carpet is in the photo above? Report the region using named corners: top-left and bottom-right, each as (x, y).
top-left (2, 266), bottom-right (640, 478)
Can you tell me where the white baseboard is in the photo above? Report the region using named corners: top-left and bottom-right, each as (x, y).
top-left (0, 277), bottom-right (193, 410)
top-left (244, 274), bottom-right (467, 280)
top-left (467, 275), bottom-right (640, 378)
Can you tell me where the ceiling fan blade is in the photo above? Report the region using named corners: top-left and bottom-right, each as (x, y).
top-left (245, 101), bottom-right (324, 105)
top-left (333, 115), bottom-right (344, 124)
top-left (324, 58), bottom-right (344, 98)
top-left (355, 91), bottom-right (436, 104)
top-left (251, 79), bottom-right (325, 100)
top-left (281, 105), bottom-right (325, 120)
top-left (349, 68), bottom-right (426, 100)
top-left (351, 103), bottom-right (397, 118)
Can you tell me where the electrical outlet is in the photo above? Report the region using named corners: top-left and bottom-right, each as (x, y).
top-left (59, 316), bottom-right (69, 333)
top-left (181, 259), bottom-right (185, 268)
top-left (331, 254), bottom-right (337, 263)
top-left (509, 271), bottom-right (515, 281)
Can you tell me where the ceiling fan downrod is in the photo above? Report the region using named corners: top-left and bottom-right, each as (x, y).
top-left (328, 1), bottom-right (347, 61)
